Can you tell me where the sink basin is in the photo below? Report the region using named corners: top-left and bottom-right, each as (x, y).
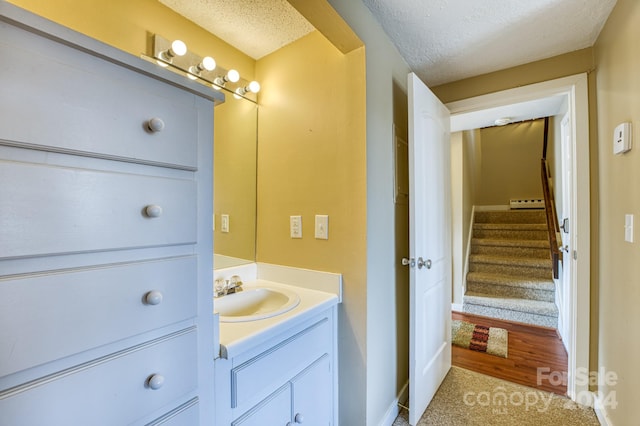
top-left (215, 286), bottom-right (300, 322)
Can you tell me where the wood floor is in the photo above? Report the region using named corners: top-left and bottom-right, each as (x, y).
top-left (452, 311), bottom-right (568, 395)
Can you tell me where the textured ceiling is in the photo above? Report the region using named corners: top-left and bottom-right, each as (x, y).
top-left (158, 0), bottom-right (314, 59)
top-left (159, 0), bottom-right (616, 86)
top-left (363, 0), bottom-right (617, 86)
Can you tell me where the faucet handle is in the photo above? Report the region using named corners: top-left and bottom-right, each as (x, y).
top-left (228, 275), bottom-right (243, 290)
top-left (214, 277), bottom-right (228, 298)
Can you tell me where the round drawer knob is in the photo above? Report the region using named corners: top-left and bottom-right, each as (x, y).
top-left (145, 204), bottom-right (163, 218)
top-left (147, 374), bottom-right (165, 390)
top-left (145, 290), bottom-right (163, 306)
top-left (294, 413), bottom-right (304, 424)
top-left (147, 117), bottom-right (165, 133)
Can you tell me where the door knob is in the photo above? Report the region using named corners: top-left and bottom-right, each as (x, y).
top-left (417, 257), bottom-right (432, 269)
top-left (401, 257), bottom-right (415, 267)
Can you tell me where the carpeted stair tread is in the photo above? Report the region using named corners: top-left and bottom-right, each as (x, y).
top-left (469, 254), bottom-right (552, 269)
top-left (472, 238), bottom-right (550, 249)
top-left (463, 292), bottom-right (558, 317)
top-left (462, 303), bottom-right (558, 328)
top-left (466, 272), bottom-right (554, 290)
top-left (473, 223), bottom-right (548, 231)
top-left (474, 210), bottom-right (547, 224)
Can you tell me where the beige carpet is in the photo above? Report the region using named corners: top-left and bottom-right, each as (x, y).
top-left (393, 367), bottom-right (599, 426)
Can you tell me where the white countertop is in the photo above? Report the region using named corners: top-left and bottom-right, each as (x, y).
top-left (216, 280), bottom-right (339, 359)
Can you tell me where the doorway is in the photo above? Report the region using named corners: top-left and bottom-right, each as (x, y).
top-left (446, 73), bottom-right (590, 402)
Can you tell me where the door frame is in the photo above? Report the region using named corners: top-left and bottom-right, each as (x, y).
top-left (445, 73), bottom-right (590, 402)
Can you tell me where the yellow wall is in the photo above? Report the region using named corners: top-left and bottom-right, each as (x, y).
top-left (594, 0), bottom-right (640, 422)
top-left (476, 119), bottom-right (545, 205)
top-left (433, 48), bottom-right (594, 104)
top-left (255, 28), bottom-right (367, 327)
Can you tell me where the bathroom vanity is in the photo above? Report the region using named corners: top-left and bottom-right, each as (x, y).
top-left (213, 265), bottom-right (341, 426)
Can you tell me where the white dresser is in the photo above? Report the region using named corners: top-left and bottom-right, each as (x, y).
top-left (0, 3), bottom-right (223, 425)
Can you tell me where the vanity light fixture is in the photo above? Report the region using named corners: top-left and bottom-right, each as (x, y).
top-left (149, 34), bottom-right (259, 103)
top-left (214, 69), bottom-right (240, 88)
top-left (235, 81), bottom-right (261, 97)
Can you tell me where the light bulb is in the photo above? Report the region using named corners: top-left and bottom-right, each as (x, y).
top-left (248, 81), bottom-right (261, 93)
top-left (160, 39), bottom-right (187, 63)
top-left (235, 81), bottom-right (261, 97)
top-left (189, 56), bottom-right (216, 79)
top-left (201, 56), bottom-right (216, 71)
top-left (170, 40), bottom-right (187, 57)
top-left (227, 69), bottom-right (240, 83)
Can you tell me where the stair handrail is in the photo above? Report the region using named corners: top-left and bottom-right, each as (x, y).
top-left (541, 117), bottom-right (562, 279)
top-left (541, 158), bottom-right (563, 279)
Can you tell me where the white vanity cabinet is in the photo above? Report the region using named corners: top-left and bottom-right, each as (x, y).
top-left (216, 308), bottom-right (338, 426)
top-left (0, 4), bottom-right (222, 425)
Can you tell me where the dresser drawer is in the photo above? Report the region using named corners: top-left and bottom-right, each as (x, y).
top-left (0, 256), bottom-right (197, 378)
top-left (0, 159), bottom-right (196, 259)
top-left (0, 22), bottom-right (199, 170)
top-left (148, 399), bottom-right (199, 426)
top-left (0, 329), bottom-right (198, 426)
top-left (231, 317), bottom-right (331, 409)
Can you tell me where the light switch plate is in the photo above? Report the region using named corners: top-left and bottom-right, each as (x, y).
top-left (625, 214), bottom-right (634, 243)
top-left (290, 215), bottom-right (302, 239)
top-left (315, 215), bottom-right (329, 240)
top-left (221, 214), bottom-right (229, 233)
top-left (613, 122), bottom-right (632, 155)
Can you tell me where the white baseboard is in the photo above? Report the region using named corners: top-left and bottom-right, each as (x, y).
top-left (593, 392), bottom-right (613, 426)
top-left (380, 380), bottom-right (409, 426)
top-left (451, 303), bottom-right (463, 312)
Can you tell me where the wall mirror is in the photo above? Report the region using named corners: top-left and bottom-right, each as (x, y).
top-left (213, 97), bottom-right (258, 269)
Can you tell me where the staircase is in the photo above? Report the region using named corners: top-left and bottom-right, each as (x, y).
top-left (462, 209), bottom-right (559, 328)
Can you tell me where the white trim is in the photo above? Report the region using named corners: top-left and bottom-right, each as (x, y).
top-left (593, 392), bottom-right (613, 426)
top-left (451, 303), bottom-right (464, 312)
top-left (462, 205), bottom-right (476, 296)
top-left (380, 380), bottom-right (409, 426)
top-left (446, 73), bottom-right (590, 403)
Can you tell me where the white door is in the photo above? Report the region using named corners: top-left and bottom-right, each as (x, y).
top-left (407, 72), bottom-right (452, 425)
top-left (560, 113), bottom-right (573, 345)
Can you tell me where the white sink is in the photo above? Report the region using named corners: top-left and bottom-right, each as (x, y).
top-left (215, 286), bottom-right (301, 322)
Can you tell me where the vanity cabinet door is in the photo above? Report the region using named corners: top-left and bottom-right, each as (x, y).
top-left (231, 385), bottom-right (290, 426)
top-left (290, 355), bottom-right (332, 426)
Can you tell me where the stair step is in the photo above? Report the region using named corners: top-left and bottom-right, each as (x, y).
top-left (463, 302), bottom-right (558, 328)
top-left (474, 210), bottom-right (547, 225)
top-left (472, 224), bottom-right (549, 240)
top-left (466, 274), bottom-right (555, 302)
top-left (463, 292), bottom-right (558, 328)
top-left (472, 238), bottom-right (550, 249)
top-left (466, 272), bottom-right (554, 290)
top-left (470, 254), bottom-right (552, 268)
top-left (471, 238), bottom-right (550, 258)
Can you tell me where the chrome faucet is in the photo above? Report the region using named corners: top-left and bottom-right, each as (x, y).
top-left (214, 275), bottom-right (243, 298)
top-left (226, 275), bottom-right (243, 294)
